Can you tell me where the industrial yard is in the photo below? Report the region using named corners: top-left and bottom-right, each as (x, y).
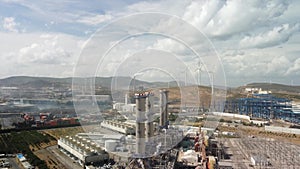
top-left (0, 78), bottom-right (300, 169)
top-left (220, 137), bottom-right (300, 168)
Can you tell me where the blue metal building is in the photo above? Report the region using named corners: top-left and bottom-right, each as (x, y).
top-left (224, 94), bottom-right (300, 123)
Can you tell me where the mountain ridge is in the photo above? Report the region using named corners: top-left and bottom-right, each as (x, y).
top-left (0, 76), bottom-right (299, 94)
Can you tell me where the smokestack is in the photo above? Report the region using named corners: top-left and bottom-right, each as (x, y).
top-left (135, 93), bottom-right (147, 155)
top-left (159, 90), bottom-right (165, 128)
top-left (160, 89), bottom-right (169, 129)
top-left (145, 92), bottom-right (154, 142)
top-left (164, 90), bottom-right (169, 129)
top-left (125, 93), bottom-right (128, 105)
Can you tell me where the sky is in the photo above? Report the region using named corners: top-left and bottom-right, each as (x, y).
top-left (0, 0), bottom-right (299, 87)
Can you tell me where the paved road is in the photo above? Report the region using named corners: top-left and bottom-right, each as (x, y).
top-left (47, 145), bottom-right (83, 169)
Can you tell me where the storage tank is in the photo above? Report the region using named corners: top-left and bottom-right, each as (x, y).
top-left (105, 140), bottom-right (117, 152)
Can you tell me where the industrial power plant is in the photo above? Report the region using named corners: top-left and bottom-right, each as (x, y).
top-left (57, 90), bottom-right (208, 168)
top-left (1, 83), bottom-right (300, 169)
top-left (54, 86), bottom-right (300, 169)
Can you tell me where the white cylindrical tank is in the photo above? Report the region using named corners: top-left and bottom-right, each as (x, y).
top-left (105, 140), bottom-right (117, 152)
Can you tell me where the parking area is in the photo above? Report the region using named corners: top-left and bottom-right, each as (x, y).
top-left (46, 145), bottom-right (82, 169)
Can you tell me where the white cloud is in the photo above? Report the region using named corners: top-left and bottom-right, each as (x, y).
top-left (222, 50), bottom-right (293, 77)
top-left (126, 0), bottom-right (190, 16)
top-left (3, 17), bottom-right (19, 32)
top-left (151, 39), bottom-right (187, 55)
top-left (104, 0), bottom-right (299, 86)
top-left (0, 32), bottom-right (83, 78)
top-left (15, 34), bottom-right (81, 66)
top-left (182, 0), bottom-right (289, 38)
top-left (286, 58), bottom-right (300, 75)
top-left (266, 55), bottom-right (291, 75)
top-left (77, 14), bottom-right (113, 26)
top-left (0, 0), bottom-right (299, 86)
top-left (17, 38), bottom-right (70, 65)
top-left (240, 24), bottom-right (300, 48)
top-left (183, 0), bottom-right (226, 29)
top-left (0, 0), bottom-right (22, 3)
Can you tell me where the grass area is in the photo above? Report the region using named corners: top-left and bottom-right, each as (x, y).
top-left (42, 126), bottom-right (84, 140)
top-left (0, 130), bottom-right (55, 169)
top-left (0, 127), bottom-right (84, 169)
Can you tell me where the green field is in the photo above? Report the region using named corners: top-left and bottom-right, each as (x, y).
top-left (0, 130), bottom-right (55, 169)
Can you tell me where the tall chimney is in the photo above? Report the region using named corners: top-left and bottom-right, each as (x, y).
top-left (164, 90), bottom-right (169, 129)
top-left (160, 89), bottom-right (169, 129)
top-left (145, 92), bottom-right (154, 142)
top-left (135, 93), bottom-right (146, 155)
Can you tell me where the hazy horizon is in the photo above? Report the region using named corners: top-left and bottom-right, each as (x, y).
top-left (0, 75), bottom-right (299, 88)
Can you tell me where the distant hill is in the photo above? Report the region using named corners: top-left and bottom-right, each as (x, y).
top-left (0, 76), bottom-right (73, 88)
top-left (0, 76), bottom-right (179, 89)
top-left (1, 76), bottom-right (299, 100)
top-left (230, 83), bottom-right (300, 101)
top-left (242, 83), bottom-right (300, 94)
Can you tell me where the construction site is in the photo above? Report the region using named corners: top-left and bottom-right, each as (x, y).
top-left (224, 89), bottom-right (300, 123)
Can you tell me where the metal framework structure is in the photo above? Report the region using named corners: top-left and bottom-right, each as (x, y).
top-left (224, 94), bottom-right (300, 123)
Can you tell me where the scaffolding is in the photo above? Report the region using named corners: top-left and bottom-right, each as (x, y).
top-left (225, 94), bottom-right (300, 123)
